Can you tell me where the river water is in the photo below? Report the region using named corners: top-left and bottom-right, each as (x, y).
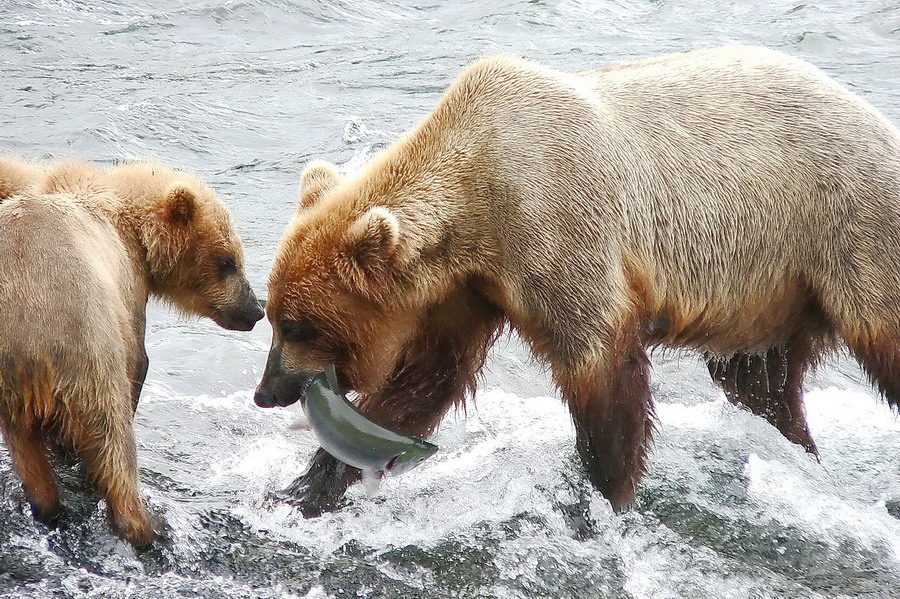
top-left (1, 1), bottom-right (899, 597)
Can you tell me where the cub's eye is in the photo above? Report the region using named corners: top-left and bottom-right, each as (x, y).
top-left (218, 255), bottom-right (237, 274)
top-left (280, 320), bottom-right (318, 344)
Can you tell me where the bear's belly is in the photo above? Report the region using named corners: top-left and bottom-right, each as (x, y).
top-left (640, 281), bottom-right (831, 355)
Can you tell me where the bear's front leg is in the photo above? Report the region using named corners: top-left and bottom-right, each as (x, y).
top-left (283, 447), bottom-right (356, 518)
top-left (286, 353), bottom-right (478, 517)
top-left (71, 390), bottom-right (156, 546)
top-left (558, 328), bottom-right (654, 512)
top-left (284, 343), bottom-right (480, 517)
top-left (285, 291), bottom-right (503, 517)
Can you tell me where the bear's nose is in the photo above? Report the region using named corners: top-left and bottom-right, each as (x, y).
top-left (217, 302), bottom-right (264, 331)
top-left (254, 388), bottom-right (278, 408)
top-left (250, 302), bottom-right (265, 322)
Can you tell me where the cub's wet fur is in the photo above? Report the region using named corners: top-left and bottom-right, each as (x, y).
top-left (0, 159), bottom-right (263, 545)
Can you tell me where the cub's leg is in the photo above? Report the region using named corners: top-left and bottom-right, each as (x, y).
top-left (71, 389), bottom-right (155, 546)
top-left (707, 341), bottom-right (818, 455)
top-left (129, 346), bottom-right (149, 414)
top-left (127, 316), bottom-right (149, 414)
top-left (0, 400), bottom-right (62, 523)
top-left (286, 290), bottom-right (503, 517)
top-left (555, 324), bottom-right (654, 512)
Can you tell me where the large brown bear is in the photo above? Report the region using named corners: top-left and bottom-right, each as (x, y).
top-left (255, 46), bottom-right (900, 516)
top-left (0, 160), bottom-right (263, 545)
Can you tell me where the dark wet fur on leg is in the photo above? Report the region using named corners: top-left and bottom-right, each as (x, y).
top-left (283, 452), bottom-right (355, 518)
top-left (846, 332), bottom-right (900, 412)
top-left (707, 341), bottom-right (819, 456)
top-left (0, 395), bottom-right (64, 523)
top-left (562, 328), bottom-right (655, 512)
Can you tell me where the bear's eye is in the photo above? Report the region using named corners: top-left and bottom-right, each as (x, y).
top-left (218, 255), bottom-right (237, 275)
top-left (281, 320), bottom-right (318, 344)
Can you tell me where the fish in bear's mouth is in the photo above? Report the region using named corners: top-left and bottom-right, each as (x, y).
top-left (270, 365), bottom-right (439, 488)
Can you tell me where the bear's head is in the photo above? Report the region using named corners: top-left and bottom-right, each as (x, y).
top-left (255, 160), bottom-right (428, 407)
top-left (111, 162), bottom-right (264, 332)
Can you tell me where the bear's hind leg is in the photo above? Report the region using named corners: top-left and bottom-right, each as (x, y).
top-left (845, 331), bottom-right (900, 411)
top-left (707, 341), bottom-right (818, 456)
top-left (0, 403), bottom-right (62, 524)
top-left (71, 398), bottom-right (155, 546)
top-left (557, 326), bottom-right (654, 512)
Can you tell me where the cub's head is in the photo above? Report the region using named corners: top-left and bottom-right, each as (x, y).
top-left (254, 160), bottom-right (424, 408)
top-left (113, 162), bottom-right (264, 331)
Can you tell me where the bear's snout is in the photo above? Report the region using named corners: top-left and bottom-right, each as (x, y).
top-left (255, 339), bottom-right (314, 408)
top-left (212, 300), bottom-right (265, 332)
top-left (253, 387), bottom-right (280, 408)
top-left (254, 377), bottom-right (309, 408)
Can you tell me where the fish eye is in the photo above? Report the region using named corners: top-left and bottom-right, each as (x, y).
top-left (280, 320), bottom-right (318, 344)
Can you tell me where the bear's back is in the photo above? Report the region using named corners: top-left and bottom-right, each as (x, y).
top-left (580, 47), bottom-right (900, 327)
top-left (445, 48), bottom-right (900, 350)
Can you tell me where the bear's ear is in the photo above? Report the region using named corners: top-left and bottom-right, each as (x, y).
top-left (338, 206), bottom-right (403, 289)
top-left (164, 184), bottom-right (196, 227)
top-left (298, 160), bottom-right (342, 211)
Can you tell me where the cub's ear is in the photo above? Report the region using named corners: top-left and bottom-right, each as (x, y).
top-left (298, 160), bottom-right (342, 211)
top-left (0, 156), bottom-right (41, 199)
top-left (164, 184), bottom-right (196, 227)
top-left (338, 207), bottom-right (403, 289)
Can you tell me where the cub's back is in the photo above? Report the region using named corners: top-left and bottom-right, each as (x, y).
top-left (0, 193), bottom-right (130, 383)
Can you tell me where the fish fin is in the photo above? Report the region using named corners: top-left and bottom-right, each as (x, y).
top-left (361, 469), bottom-right (383, 497)
top-left (287, 414), bottom-right (310, 431)
top-left (324, 364), bottom-right (341, 392)
top-left (385, 454), bottom-right (400, 473)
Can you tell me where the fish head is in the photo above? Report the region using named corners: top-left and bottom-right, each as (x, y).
top-left (383, 441), bottom-right (439, 477)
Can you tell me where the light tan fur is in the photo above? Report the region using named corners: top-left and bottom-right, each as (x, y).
top-left (298, 160), bottom-right (344, 210)
top-left (0, 159), bottom-right (261, 544)
top-left (264, 47), bottom-right (900, 512)
top-left (0, 156), bottom-right (45, 199)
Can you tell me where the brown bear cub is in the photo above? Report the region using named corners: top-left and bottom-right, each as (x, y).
top-left (0, 160), bottom-right (263, 545)
top-left (256, 46), bottom-right (900, 516)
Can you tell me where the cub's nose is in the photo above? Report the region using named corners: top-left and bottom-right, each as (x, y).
top-left (248, 301), bottom-right (265, 323)
top-left (213, 302), bottom-right (265, 331)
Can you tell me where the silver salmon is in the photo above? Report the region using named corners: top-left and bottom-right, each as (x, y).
top-left (302, 366), bottom-right (438, 484)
